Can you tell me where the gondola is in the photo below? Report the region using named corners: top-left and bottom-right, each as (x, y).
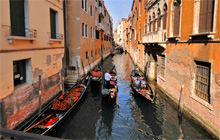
top-left (130, 75), bottom-right (154, 102)
top-left (102, 66), bottom-right (118, 103)
top-left (90, 66), bottom-right (102, 83)
top-left (17, 75), bottom-right (90, 135)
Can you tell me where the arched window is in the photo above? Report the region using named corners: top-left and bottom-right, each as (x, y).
top-left (149, 15), bottom-right (151, 32)
top-left (157, 8), bottom-right (161, 30)
top-left (172, 0), bottom-right (181, 37)
top-left (163, 3), bottom-right (168, 30)
top-left (152, 12), bottom-right (156, 31)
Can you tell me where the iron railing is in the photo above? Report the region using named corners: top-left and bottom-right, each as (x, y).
top-left (2, 25), bottom-right (37, 39)
top-left (50, 32), bottom-right (64, 40)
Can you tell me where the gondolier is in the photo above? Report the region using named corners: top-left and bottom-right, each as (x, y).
top-left (104, 70), bottom-right (112, 88)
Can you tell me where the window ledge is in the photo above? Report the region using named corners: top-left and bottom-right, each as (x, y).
top-left (190, 94), bottom-right (214, 111)
top-left (14, 82), bottom-right (31, 92)
top-left (168, 36), bottom-right (180, 41)
top-left (8, 36), bottom-right (36, 43)
top-left (189, 32), bottom-right (215, 39)
top-left (49, 38), bottom-right (63, 44)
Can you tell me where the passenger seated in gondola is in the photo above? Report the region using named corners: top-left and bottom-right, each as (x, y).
top-left (131, 66), bottom-right (140, 77)
top-left (140, 76), bottom-right (146, 89)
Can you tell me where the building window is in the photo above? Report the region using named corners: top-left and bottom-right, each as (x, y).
top-left (82, 0), bottom-right (84, 9)
top-left (13, 59), bottom-right (32, 87)
top-left (10, 0), bottom-right (26, 36)
top-left (139, 24), bottom-right (141, 41)
top-left (99, 15), bottom-right (102, 23)
top-left (90, 5), bottom-right (93, 16)
top-left (157, 8), bottom-right (161, 30)
top-left (85, 24), bottom-right (88, 37)
top-left (139, 0), bottom-right (142, 16)
top-left (144, 19), bottom-right (147, 33)
top-left (82, 0), bottom-right (87, 12)
top-left (160, 55), bottom-right (165, 77)
top-left (195, 61), bottom-right (211, 103)
top-left (91, 50), bottom-right (93, 57)
top-left (163, 4), bottom-right (168, 30)
top-left (96, 30), bottom-right (99, 39)
top-left (85, 0), bottom-right (88, 12)
top-left (95, 49), bottom-right (97, 55)
top-left (82, 23), bottom-right (85, 37)
top-left (50, 9), bottom-right (58, 39)
top-left (13, 60), bottom-right (26, 86)
top-left (90, 27), bottom-right (93, 38)
top-left (172, 1), bottom-right (181, 37)
top-left (86, 51), bottom-right (88, 59)
top-left (199, 0), bottom-right (215, 33)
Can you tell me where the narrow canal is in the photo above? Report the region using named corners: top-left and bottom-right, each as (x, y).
top-left (49, 54), bottom-right (212, 139)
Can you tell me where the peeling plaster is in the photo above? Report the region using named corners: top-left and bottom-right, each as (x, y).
top-left (215, 74), bottom-right (220, 86)
top-left (46, 55), bottom-right (51, 66)
top-left (33, 68), bottom-right (43, 80)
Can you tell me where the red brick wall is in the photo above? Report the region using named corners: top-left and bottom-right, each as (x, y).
top-left (1, 72), bottom-right (61, 129)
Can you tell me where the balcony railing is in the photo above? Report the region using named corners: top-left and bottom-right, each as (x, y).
top-left (98, 6), bottom-right (104, 17)
top-left (146, 0), bottom-right (159, 10)
top-left (98, 22), bottom-right (105, 31)
top-left (2, 25), bottom-right (37, 43)
top-left (49, 32), bottom-right (64, 43)
top-left (142, 29), bottom-right (167, 44)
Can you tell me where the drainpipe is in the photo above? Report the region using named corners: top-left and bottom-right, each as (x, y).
top-left (63, 0), bottom-right (69, 75)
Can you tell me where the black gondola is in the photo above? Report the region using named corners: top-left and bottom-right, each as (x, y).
top-left (130, 76), bottom-right (154, 102)
top-left (102, 66), bottom-right (118, 103)
top-left (17, 75), bottom-right (90, 135)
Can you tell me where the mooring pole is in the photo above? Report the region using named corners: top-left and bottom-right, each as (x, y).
top-left (178, 85), bottom-right (184, 140)
top-left (76, 60), bottom-right (80, 81)
top-left (61, 69), bottom-right (65, 94)
top-left (38, 75), bottom-right (42, 116)
top-left (81, 59), bottom-right (85, 76)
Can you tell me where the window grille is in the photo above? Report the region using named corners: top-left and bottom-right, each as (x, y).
top-left (160, 55), bottom-right (165, 77)
top-left (195, 61), bottom-right (211, 103)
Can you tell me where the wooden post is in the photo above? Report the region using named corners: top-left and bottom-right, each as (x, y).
top-left (87, 57), bottom-right (91, 72)
top-left (38, 75), bottom-right (42, 116)
top-left (61, 69), bottom-right (65, 94)
top-left (81, 59), bottom-right (85, 76)
top-left (76, 60), bottom-right (80, 80)
top-left (178, 85), bottom-right (184, 140)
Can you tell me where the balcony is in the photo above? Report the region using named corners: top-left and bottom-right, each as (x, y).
top-left (142, 29), bottom-right (167, 44)
top-left (95, 1), bottom-right (98, 8)
top-left (146, 0), bottom-right (159, 10)
top-left (98, 22), bottom-right (105, 31)
top-left (2, 25), bottom-right (37, 43)
top-left (98, 6), bottom-right (104, 17)
top-left (49, 33), bottom-right (64, 44)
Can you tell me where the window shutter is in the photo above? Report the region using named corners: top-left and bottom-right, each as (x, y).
top-left (10, 0), bottom-right (25, 36)
top-left (173, 5), bottom-right (180, 36)
top-left (153, 20), bottom-right (155, 31)
top-left (157, 17), bottom-right (161, 29)
top-left (206, 0), bottom-right (214, 32)
top-left (163, 13), bottom-right (167, 30)
top-left (199, 0), bottom-right (207, 33)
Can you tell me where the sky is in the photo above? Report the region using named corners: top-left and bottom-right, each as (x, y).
top-left (104, 0), bottom-right (133, 30)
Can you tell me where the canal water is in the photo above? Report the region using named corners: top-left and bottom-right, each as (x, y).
top-left (49, 54), bottom-right (213, 139)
